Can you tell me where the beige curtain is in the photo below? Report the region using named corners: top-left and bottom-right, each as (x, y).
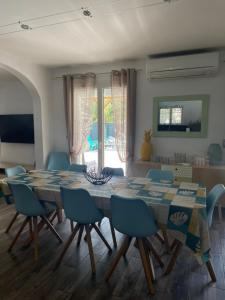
top-left (63, 73), bottom-right (96, 162)
top-left (111, 69), bottom-right (136, 163)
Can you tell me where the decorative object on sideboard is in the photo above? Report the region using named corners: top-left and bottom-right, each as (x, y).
top-left (207, 143), bottom-right (223, 165)
top-left (140, 129), bottom-right (152, 161)
top-left (84, 169), bottom-right (112, 185)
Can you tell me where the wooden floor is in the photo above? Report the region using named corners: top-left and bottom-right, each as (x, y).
top-left (0, 200), bottom-right (225, 300)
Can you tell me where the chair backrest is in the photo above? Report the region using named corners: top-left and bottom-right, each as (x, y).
top-left (8, 183), bottom-right (47, 216)
top-left (68, 164), bottom-right (87, 173)
top-left (60, 187), bottom-right (102, 224)
top-left (111, 195), bottom-right (158, 237)
top-left (5, 165), bottom-right (26, 177)
top-left (102, 167), bottom-right (124, 177)
top-left (146, 169), bottom-right (174, 183)
top-left (46, 151), bottom-right (70, 171)
top-left (207, 184), bottom-right (225, 227)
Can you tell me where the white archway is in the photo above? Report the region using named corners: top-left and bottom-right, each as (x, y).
top-left (0, 63), bottom-right (44, 168)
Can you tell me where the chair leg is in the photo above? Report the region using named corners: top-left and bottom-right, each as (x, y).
top-left (170, 239), bottom-right (177, 252)
top-left (5, 212), bottom-right (20, 233)
top-left (109, 219), bottom-right (117, 248)
top-left (8, 216), bottom-right (30, 252)
top-left (54, 224), bottom-right (80, 270)
top-left (77, 225), bottom-right (84, 246)
top-left (143, 239), bottom-right (155, 281)
top-left (29, 218), bottom-right (33, 240)
top-left (57, 208), bottom-right (63, 223)
top-left (92, 224), bottom-right (112, 251)
top-left (218, 204), bottom-right (223, 223)
top-left (164, 239), bottom-right (182, 275)
top-left (42, 216), bottom-right (63, 243)
top-left (144, 238), bottom-right (164, 268)
top-left (33, 216), bottom-right (39, 261)
top-left (206, 260), bottom-right (217, 282)
top-left (137, 238), bottom-right (155, 295)
top-left (70, 220), bottom-right (74, 232)
top-left (105, 236), bottom-right (132, 281)
top-left (155, 232), bottom-right (165, 244)
top-left (85, 224), bottom-right (96, 274)
top-left (161, 228), bottom-right (171, 253)
top-left (98, 220), bottom-right (102, 227)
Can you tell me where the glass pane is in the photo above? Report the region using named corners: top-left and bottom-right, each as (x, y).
top-left (171, 107), bottom-right (182, 124)
top-left (83, 89), bottom-right (98, 170)
top-left (103, 88), bottom-right (126, 173)
top-left (159, 108), bottom-right (170, 124)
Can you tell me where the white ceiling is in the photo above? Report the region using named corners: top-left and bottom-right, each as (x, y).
top-left (0, 0), bottom-right (225, 67)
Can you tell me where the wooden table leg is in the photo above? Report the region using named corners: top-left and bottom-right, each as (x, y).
top-left (164, 239), bottom-right (182, 275)
top-left (105, 236), bottom-right (132, 281)
top-left (206, 260), bottom-right (217, 282)
top-left (85, 224), bottom-right (96, 274)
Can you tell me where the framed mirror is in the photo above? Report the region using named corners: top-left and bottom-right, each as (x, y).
top-left (153, 95), bottom-right (209, 138)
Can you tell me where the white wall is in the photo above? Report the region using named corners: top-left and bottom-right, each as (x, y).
top-left (0, 49), bottom-right (53, 168)
top-left (51, 58), bottom-right (225, 161)
top-left (0, 78), bottom-right (34, 164)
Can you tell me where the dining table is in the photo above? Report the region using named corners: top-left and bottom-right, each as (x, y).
top-left (0, 169), bottom-right (211, 268)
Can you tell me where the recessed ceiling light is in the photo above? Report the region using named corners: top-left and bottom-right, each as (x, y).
top-left (81, 7), bottom-right (93, 18)
top-left (19, 22), bottom-right (32, 30)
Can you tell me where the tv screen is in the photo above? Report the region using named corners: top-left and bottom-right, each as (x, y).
top-left (0, 114), bottom-right (34, 144)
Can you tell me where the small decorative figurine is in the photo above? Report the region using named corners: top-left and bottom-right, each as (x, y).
top-left (140, 129), bottom-right (152, 161)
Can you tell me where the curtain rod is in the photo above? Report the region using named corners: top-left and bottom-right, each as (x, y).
top-left (52, 68), bottom-right (143, 79)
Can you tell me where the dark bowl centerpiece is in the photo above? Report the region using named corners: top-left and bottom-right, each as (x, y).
top-left (84, 169), bottom-right (112, 185)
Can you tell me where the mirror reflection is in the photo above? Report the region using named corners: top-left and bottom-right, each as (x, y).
top-left (158, 100), bottom-right (202, 132)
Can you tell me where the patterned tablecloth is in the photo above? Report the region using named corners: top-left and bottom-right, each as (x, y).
top-left (0, 170), bottom-right (210, 264)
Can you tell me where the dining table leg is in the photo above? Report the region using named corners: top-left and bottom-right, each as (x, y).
top-left (164, 239), bottom-right (182, 275)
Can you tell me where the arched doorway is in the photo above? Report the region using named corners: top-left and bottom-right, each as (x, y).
top-left (0, 63), bottom-right (44, 168)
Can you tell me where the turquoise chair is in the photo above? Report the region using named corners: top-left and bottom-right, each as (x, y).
top-left (68, 164), bottom-right (87, 173)
top-left (4, 165), bottom-right (27, 233)
top-left (146, 169), bottom-right (174, 183)
top-left (54, 187), bottom-right (112, 274)
top-left (105, 195), bottom-right (163, 295)
top-left (102, 167), bottom-right (124, 177)
top-left (206, 184), bottom-right (225, 227)
top-left (7, 183), bottom-right (63, 260)
top-left (46, 151), bottom-right (70, 171)
top-left (5, 165), bottom-right (26, 177)
top-left (166, 184), bottom-right (225, 282)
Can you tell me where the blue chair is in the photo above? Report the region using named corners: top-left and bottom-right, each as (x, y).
top-left (46, 151), bottom-right (70, 171)
top-left (165, 184), bottom-right (225, 282)
top-left (4, 165), bottom-right (27, 233)
top-left (55, 187), bottom-right (112, 274)
top-left (102, 167), bottom-right (124, 177)
top-left (99, 167), bottom-right (125, 247)
top-left (206, 184), bottom-right (225, 227)
top-left (146, 169), bottom-right (174, 183)
top-left (68, 164), bottom-right (87, 173)
top-left (5, 165), bottom-right (26, 177)
top-left (105, 195), bottom-right (164, 295)
top-left (8, 183), bottom-right (63, 260)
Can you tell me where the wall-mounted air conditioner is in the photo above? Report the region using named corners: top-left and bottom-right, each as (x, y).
top-left (146, 51), bottom-right (219, 80)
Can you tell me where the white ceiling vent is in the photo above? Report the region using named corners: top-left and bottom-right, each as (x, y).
top-left (146, 51), bottom-right (219, 80)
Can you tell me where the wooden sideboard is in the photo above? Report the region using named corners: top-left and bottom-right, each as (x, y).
top-left (129, 160), bottom-right (225, 192)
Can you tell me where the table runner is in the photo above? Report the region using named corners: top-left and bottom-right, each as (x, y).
top-left (0, 170), bottom-right (210, 264)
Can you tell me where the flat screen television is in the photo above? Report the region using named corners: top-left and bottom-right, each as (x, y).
top-left (0, 114), bottom-right (34, 144)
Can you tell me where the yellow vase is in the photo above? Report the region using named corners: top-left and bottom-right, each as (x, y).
top-left (141, 141), bottom-right (152, 161)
